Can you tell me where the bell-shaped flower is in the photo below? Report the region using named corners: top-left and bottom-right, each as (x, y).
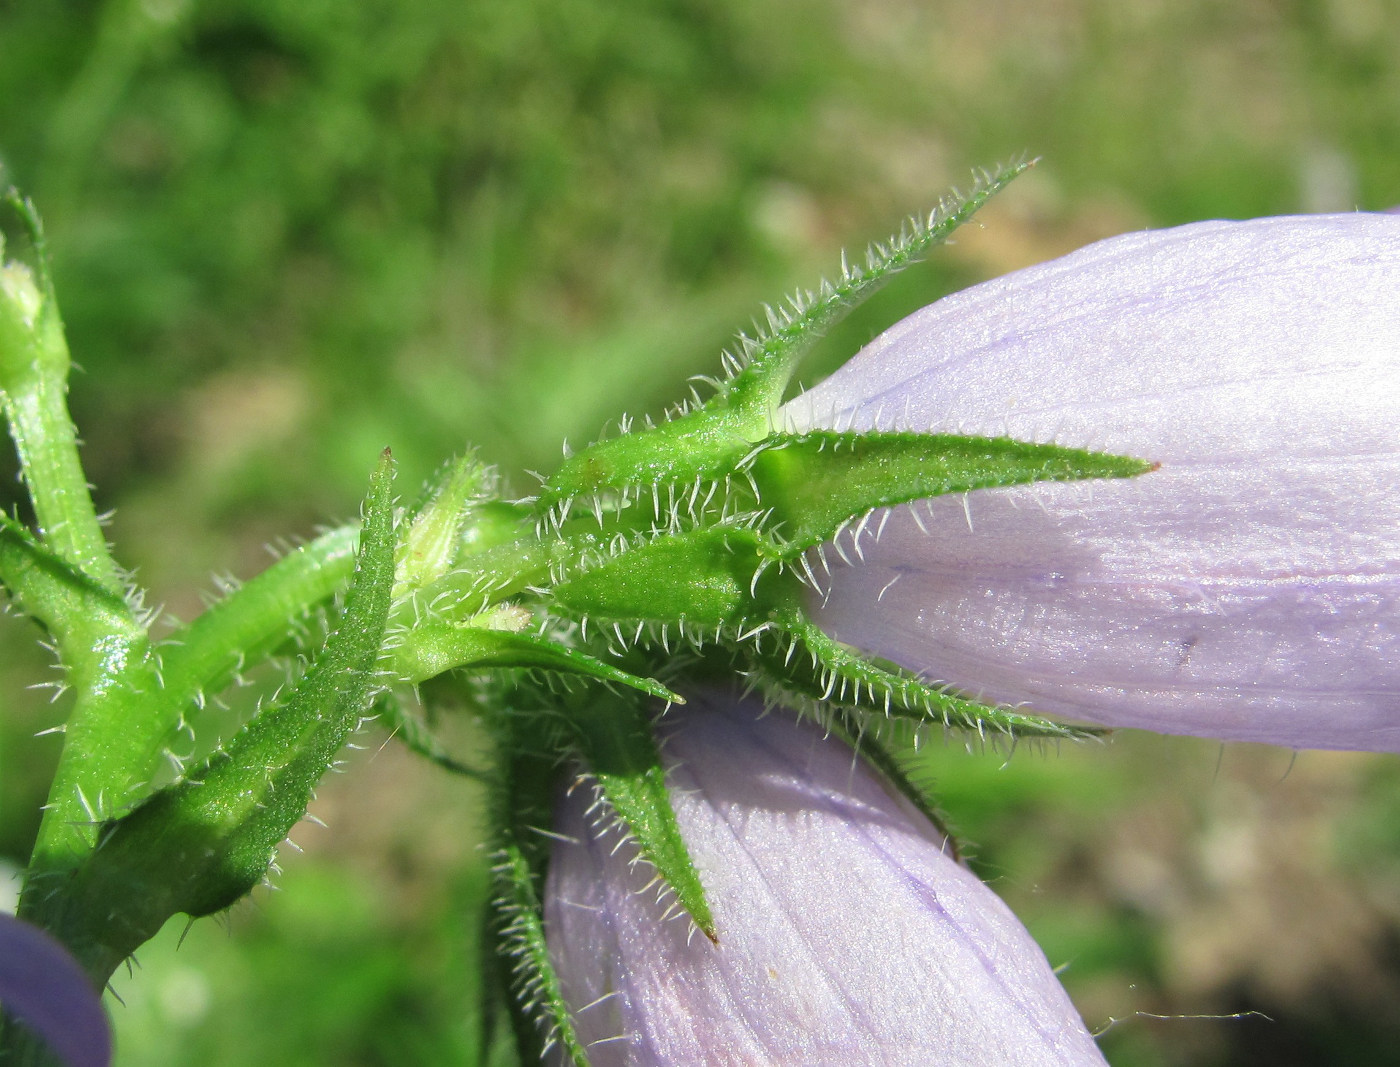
top-left (0, 911), bottom-right (112, 1067)
top-left (782, 213), bottom-right (1400, 752)
top-left (544, 696), bottom-right (1107, 1066)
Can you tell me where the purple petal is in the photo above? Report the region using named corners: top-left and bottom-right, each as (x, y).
top-left (545, 698), bottom-right (1107, 1066)
top-left (0, 912), bottom-right (112, 1067)
top-left (782, 214), bottom-right (1400, 752)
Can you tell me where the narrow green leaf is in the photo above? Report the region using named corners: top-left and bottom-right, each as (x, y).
top-left (157, 450), bottom-right (397, 911)
top-left (394, 622), bottom-right (683, 703)
top-left (56, 453), bottom-right (397, 982)
top-left (749, 430), bottom-right (1155, 555)
top-left (567, 697), bottom-right (715, 940)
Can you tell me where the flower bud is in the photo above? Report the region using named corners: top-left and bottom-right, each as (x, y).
top-left (545, 698), bottom-right (1106, 1065)
top-left (783, 214), bottom-right (1400, 752)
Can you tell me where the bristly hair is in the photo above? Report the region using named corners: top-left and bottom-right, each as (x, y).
top-left (571, 158), bottom-right (1037, 441)
top-left (698, 157), bottom-right (1037, 414)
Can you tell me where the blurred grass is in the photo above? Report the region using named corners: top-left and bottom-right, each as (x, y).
top-left (2, 0), bottom-right (1399, 1064)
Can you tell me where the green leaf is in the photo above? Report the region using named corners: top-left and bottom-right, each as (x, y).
top-left (748, 430), bottom-right (1156, 555)
top-left (566, 696), bottom-right (715, 940)
top-left (57, 452), bottom-right (397, 981)
top-left (394, 621), bottom-right (683, 703)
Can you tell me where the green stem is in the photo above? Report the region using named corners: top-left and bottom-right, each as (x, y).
top-left (1, 194), bottom-right (123, 596)
top-left (2, 372), bottom-right (121, 596)
top-left (2, 194), bottom-right (157, 907)
top-left (21, 628), bottom-right (152, 888)
top-left (17, 527), bottom-right (361, 899)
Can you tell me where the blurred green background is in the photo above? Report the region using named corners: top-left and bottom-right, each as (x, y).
top-left (2, 0), bottom-right (1399, 1063)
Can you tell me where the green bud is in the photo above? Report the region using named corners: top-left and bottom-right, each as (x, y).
top-left (395, 455), bottom-right (495, 598)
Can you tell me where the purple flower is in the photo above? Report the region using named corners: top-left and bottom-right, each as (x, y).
top-left (0, 911), bottom-right (112, 1067)
top-left (545, 697), bottom-right (1106, 1066)
top-left (782, 214), bottom-right (1400, 752)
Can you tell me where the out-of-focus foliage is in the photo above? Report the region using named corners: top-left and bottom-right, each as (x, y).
top-left (2, 1), bottom-right (1399, 1064)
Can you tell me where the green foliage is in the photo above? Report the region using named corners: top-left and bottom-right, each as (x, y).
top-left (494, 842), bottom-right (591, 1067)
top-left (393, 623), bottom-right (683, 701)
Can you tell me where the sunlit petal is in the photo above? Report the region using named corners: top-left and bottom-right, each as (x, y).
top-left (545, 697), bottom-right (1106, 1066)
top-left (784, 214), bottom-right (1400, 751)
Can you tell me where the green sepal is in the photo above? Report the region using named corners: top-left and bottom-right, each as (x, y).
top-left (566, 695), bottom-right (716, 941)
top-left (543, 411), bottom-right (752, 511)
top-left (57, 452), bottom-right (397, 979)
top-left (552, 527), bottom-right (766, 627)
top-left (757, 611), bottom-right (1101, 742)
top-left (543, 159), bottom-right (1033, 506)
top-left (394, 619), bottom-right (683, 703)
top-left (748, 430), bottom-right (1156, 556)
top-left (495, 839), bottom-right (593, 1067)
top-left (718, 159), bottom-right (1032, 417)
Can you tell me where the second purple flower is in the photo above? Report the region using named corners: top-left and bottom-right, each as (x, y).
top-left (544, 696), bottom-right (1106, 1066)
